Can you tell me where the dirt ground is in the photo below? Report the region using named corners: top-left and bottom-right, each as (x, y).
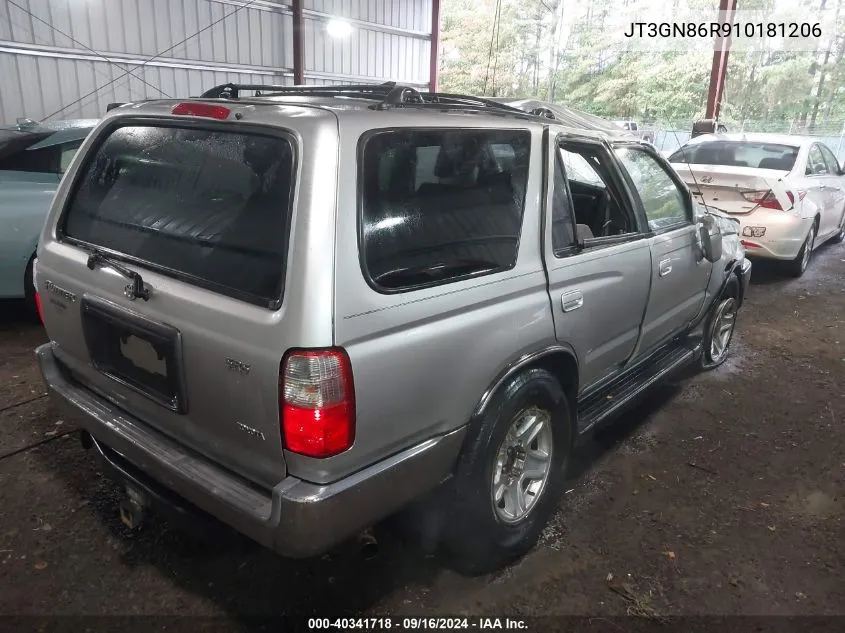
top-left (0, 242), bottom-right (843, 627)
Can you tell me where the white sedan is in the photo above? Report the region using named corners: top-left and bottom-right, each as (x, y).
top-left (669, 133), bottom-right (845, 276)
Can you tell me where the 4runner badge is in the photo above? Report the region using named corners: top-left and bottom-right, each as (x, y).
top-left (236, 422), bottom-right (266, 441)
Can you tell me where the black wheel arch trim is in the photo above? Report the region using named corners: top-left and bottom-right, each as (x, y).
top-left (471, 344), bottom-right (579, 420)
top-left (691, 258), bottom-right (746, 331)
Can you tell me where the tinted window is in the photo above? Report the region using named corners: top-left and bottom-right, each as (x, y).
top-left (616, 147), bottom-right (689, 230)
top-left (807, 145), bottom-right (829, 175)
top-left (551, 154), bottom-right (576, 253)
top-left (670, 141), bottom-right (798, 171)
top-left (0, 142), bottom-right (59, 173)
top-left (62, 125), bottom-right (295, 307)
top-left (0, 130), bottom-right (50, 166)
top-left (360, 129), bottom-right (530, 291)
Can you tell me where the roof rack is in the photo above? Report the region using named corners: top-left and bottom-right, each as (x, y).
top-left (199, 81), bottom-right (400, 100)
top-left (197, 82), bottom-right (536, 119)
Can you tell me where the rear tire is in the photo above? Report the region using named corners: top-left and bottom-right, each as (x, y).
top-left (786, 222), bottom-right (816, 277)
top-left (832, 212), bottom-right (845, 244)
top-left (443, 368), bottom-right (572, 576)
top-left (23, 254), bottom-right (38, 318)
top-left (700, 277), bottom-right (740, 370)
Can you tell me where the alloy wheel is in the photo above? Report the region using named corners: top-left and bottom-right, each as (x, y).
top-left (490, 406), bottom-right (553, 524)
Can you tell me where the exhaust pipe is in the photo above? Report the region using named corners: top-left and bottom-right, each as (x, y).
top-left (80, 430), bottom-right (93, 450)
top-left (358, 529), bottom-right (378, 560)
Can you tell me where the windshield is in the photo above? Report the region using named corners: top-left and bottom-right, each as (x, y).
top-left (669, 141), bottom-right (799, 171)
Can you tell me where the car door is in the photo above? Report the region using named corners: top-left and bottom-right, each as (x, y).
top-left (805, 144), bottom-right (832, 232)
top-left (818, 143), bottom-right (845, 236)
top-left (614, 144), bottom-right (712, 356)
top-left (542, 132), bottom-right (651, 392)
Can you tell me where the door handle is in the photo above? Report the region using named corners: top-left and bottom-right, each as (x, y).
top-left (561, 290), bottom-right (584, 312)
top-left (659, 257), bottom-right (672, 277)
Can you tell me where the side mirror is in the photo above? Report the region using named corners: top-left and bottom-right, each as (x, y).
top-left (699, 214), bottom-right (723, 263)
top-left (814, 163), bottom-right (828, 175)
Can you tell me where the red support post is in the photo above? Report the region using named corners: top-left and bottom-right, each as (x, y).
top-left (429, 0), bottom-right (441, 92)
top-left (705, 0), bottom-right (737, 120)
top-left (292, 0), bottom-right (304, 85)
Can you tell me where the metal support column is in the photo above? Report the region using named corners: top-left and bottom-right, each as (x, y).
top-left (705, 0), bottom-right (737, 120)
top-left (429, 0), bottom-right (441, 92)
top-left (292, 0), bottom-right (304, 85)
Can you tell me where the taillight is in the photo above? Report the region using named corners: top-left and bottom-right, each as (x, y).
top-left (34, 292), bottom-right (44, 324)
top-left (171, 102), bottom-right (231, 119)
top-left (280, 349), bottom-right (355, 458)
top-left (741, 189), bottom-right (805, 210)
top-left (740, 240), bottom-right (761, 249)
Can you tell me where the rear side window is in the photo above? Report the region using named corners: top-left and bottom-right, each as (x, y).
top-left (360, 129), bottom-right (530, 292)
top-left (62, 124), bottom-right (295, 308)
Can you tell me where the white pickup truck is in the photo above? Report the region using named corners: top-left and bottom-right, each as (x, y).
top-left (612, 120), bottom-right (655, 144)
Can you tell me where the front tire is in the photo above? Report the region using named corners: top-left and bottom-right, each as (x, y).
top-left (831, 212), bottom-right (845, 244)
top-left (700, 277), bottom-right (740, 370)
top-left (786, 222), bottom-right (816, 277)
top-left (23, 254), bottom-right (38, 318)
top-left (444, 368), bottom-right (572, 576)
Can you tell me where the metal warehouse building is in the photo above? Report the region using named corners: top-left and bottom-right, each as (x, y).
top-left (0, 0), bottom-right (437, 122)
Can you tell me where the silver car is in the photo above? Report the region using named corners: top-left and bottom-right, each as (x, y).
top-left (34, 85), bottom-right (751, 575)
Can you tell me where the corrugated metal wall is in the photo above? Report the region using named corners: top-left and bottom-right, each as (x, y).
top-left (0, 0), bottom-right (432, 122)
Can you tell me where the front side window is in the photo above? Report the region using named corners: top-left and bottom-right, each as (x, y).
top-left (616, 147), bottom-right (689, 231)
top-left (818, 144), bottom-right (841, 174)
top-left (807, 145), bottom-right (830, 175)
top-left (62, 124), bottom-right (295, 307)
top-left (59, 140), bottom-right (84, 173)
top-left (558, 143), bottom-right (637, 238)
top-left (360, 129), bottom-right (530, 292)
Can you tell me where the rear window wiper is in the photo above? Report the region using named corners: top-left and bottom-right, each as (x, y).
top-left (85, 248), bottom-right (151, 301)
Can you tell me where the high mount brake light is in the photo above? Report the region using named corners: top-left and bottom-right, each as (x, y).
top-left (171, 102), bottom-right (231, 120)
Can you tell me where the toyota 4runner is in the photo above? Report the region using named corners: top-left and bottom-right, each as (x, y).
top-left (34, 84), bottom-right (751, 575)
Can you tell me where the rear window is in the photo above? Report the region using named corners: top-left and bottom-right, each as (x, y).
top-left (360, 128), bottom-right (530, 292)
top-left (669, 141), bottom-right (798, 171)
top-left (62, 124), bottom-right (295, 308)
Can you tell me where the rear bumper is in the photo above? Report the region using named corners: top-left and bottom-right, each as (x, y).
top-left (736, 211), bottom-right (813, 260)
top-left (36, 342), bottom-right (465, 558)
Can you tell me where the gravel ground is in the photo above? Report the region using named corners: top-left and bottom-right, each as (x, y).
top-left (0, 241), bottom-right (843, 628)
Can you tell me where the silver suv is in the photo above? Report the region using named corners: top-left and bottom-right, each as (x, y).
top-left (34, 84), bottom-right (751, 575)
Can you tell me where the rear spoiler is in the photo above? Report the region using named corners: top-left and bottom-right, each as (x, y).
top-left (106, 103), bottom-right (126, 112)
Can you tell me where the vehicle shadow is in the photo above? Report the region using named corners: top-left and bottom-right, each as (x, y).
top-left (33, 381), bottom-right (684, 626)
top-left (746, 258), bottom-right (789, 286)
top-left (36, 431), bottom-right (444, 625)
top-left (0, 299), bottom-right (40, 329)
top-left (23, 289), bottom-right (689, 627)
top-left (570, 382), bottom-right (680, 480)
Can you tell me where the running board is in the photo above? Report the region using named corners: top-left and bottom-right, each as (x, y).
top-left (576, 343), bottom-right (699, 436)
